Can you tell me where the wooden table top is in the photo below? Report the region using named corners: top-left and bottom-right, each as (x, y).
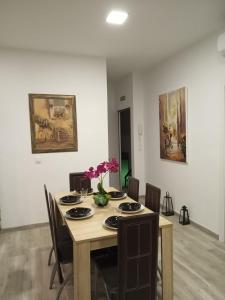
top-left (55, 189), bottom-right (172, 244)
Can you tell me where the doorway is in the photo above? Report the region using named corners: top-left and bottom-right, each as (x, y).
top-left (118, 108), bottom-right (132, 191)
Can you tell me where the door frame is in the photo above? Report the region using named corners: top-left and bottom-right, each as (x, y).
top-left (118, 108), bottom-right (132, 190)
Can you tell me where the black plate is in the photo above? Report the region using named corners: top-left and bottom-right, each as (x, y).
top-left (108, 191), bottom-right (124, 198)
top-left (60, 195), bottom-right (81, 204)
top-left (105, 215), bottom-right (123, 229)
top-left (118, 202), bottom-right (141, 212)
top-left (66, 207), bottom-right (91, 218)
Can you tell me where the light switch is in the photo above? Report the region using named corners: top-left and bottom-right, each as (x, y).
top-left (35, 156), bottom-right (42, 164)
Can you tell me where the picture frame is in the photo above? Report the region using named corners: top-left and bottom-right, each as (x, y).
top-left (29, 93), bottom-right (78, 153)
top-left (159, 86), bottom-right (187, 162)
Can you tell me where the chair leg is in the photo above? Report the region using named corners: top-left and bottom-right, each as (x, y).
top-left (48, 246), bottom-right (54, 266)
top-left (93, 264), bottom-right (99, 300)
top-left (57, 263), bottom-right (64, 284)
top-left (157, 265), bottom-right (162, 279)
top-left (56, 272), bottom-right (72, 300)
top-left (49, 262), bottom-right (57, 289)
top-left (158, 231), bottom-right (162, 280)
top-left (104, 282), bottom-right (111, 300)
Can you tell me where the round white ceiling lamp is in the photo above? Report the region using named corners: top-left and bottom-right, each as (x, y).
top-left (106, 10), bottom-right (128, 25)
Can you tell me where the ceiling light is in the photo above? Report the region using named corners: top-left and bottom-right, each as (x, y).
top-left (106, 10), bottom-right (128, 25)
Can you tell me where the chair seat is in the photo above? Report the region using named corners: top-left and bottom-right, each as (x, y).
top-left (94, 253), bottom-right (118, 299)
top-left (102, 266), bottom-right (118, 300)
top-left (94, 251), bottom-right (117, 268)
top-left (58, 239), bottom-right (73, 264)
top-left (57, 225), bottom-right (71, 241)
top-left (91, 247), bottom-right (118, 268)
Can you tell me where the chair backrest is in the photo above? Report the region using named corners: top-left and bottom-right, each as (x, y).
top-left (44, 185), bottom-right (54, 244)
top-left (48, 193), bottom-right (62, 267)
top-left (117, 213), bottom-right (159, 300)
top-left (145, 183), bottom-right (161, 213)
top-left (69, 172), bottom-right (91, 192)
top-left (127, 177), bottom-right (139, 202)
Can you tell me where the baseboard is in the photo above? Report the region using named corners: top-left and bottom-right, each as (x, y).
top-left (155, 203), bottom-right (219, 240)
top-left (173, 210), bottom-right (219, 240)
top-left (0, 222), bottom-right (49, 233)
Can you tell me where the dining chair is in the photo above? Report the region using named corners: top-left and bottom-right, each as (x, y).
top-left (44, 185), bottom-right (71, 267)
top-left (48, 192), bottom-right (112, 298)
top-left (48, 193), bottom-right (73, 299)
top-left (93, 213), bottom-right (159, 300)
top-left (145, 183), bottom-right (162, 280)
top-left (145, 183), bottom-right (161, 213)
top-left (127, 177), bottom-right (139, 202)
top-left (69, 172), bottom-right (91, 192)
top-left (44, 184), bottom-right (54, 266)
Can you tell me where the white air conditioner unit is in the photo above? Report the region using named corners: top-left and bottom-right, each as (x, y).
top-left (217, 32), bottom-right (225, 57)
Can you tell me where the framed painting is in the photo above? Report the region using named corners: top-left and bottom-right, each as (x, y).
top-left (159, 86), bottom-right (187, 162)
top-left (29, 94), bottom-right (78, 153)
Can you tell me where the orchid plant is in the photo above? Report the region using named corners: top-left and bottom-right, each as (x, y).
top-left (84, 158), bottom-right (119, 194)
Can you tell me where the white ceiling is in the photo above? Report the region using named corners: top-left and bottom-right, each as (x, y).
top-left (0, 0), bottom-right (225, 79)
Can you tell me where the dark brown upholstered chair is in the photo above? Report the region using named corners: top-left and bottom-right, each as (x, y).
top-left (48, 190), bottom-right (111, 298)
top-left (127, 177), bottom-right (139, 202)
top-left (94, 213), bottom-right (159, 300)
top-left (145, 183), bottom-right (162, 279)
top-left (145, 183), bottom-right (161, 213)
top-left (44, 185), bottom-right (54, 266)
top-left (48, 193), bottom-right (73, 299)
top-left (44, 185), bottom-right (71, 268)
top-left (69, 172), bottom-right (91, 192)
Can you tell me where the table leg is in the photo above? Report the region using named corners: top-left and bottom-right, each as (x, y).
top-left (73, 241), bottom-right (91, 300)
top-left (161, 225), bottom-right (173, 300)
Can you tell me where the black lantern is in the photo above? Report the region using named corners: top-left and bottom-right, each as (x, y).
top-left (162, 192), bottom-right (174, 216)
top-left (179, 205), bottom-right (190, 225)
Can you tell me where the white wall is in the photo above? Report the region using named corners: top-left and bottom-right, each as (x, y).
top-left (142, 32), bottom-right (225, 240)
top-left (108, 74), bottom-right (133, 190)
top-left (107, 81), bottom-right (120, 189)
top-left (108, 73), bottom-right (146, 195)
top-left (0, 48), bottom-right (108, 228)
top-left (132, 72), bottom-right (145, 195)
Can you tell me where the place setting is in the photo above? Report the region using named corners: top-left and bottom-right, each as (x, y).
top-left (117, 202), bottom-right (144, 214)
top-left (59, 194), bottom-right (82, 206)
top-left (60, 187), bottom-right (94, 206)
top-left (65, 207), bottom-right (95, 220)
top-left (108, 191), bottom-right (127, 200)
top-left (103, 215), bottom-right (123, 230)
top-left (102, 202), bottom-right (144, 230)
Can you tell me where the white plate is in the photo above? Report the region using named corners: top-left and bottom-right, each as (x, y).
top-left (102, 218), bottom-right (118, 230)
top-left (110, 193), bottom-right (127, 200)
top-left (65, 209), bottom-right (94, 220)
top-left (117, 204), bottom-right (145, 214)
top-left (60, 198), bottom-right (83, 206)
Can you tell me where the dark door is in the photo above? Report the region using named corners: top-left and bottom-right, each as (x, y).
top-left (119, 108), bottom-right (132, 190)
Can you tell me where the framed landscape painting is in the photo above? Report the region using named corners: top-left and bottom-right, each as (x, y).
top-left (29, 94), bottom-right (78, 153)
top-left (159, 87), bottom-right (187, 162)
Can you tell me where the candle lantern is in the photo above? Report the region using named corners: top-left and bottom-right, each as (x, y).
top-left (179, 205), bottom-right (190, 225)
top-left (162, 192), bottom-right (174, 216)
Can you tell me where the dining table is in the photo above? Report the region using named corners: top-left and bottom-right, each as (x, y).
top-left (54, 189), bottom-right (173, 300)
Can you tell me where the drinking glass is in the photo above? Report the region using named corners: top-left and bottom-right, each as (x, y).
top-left (80, 188), bottom-right (88, 200)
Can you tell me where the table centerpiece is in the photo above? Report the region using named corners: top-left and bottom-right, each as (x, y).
top-left (84, 158), bottom-right (119, 207)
